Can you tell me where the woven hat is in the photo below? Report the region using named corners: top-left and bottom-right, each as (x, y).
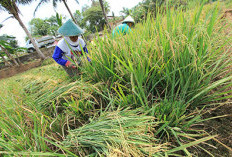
top-left (122, 16), bottom-right (135, 24)
top-left (58, 19), bottom-right (84, 36)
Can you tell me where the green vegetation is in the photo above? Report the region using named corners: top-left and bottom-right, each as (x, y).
top-left (30, 0), bottom-right (110, 38)
top-left (0, 0), bottom-right (46, 59)
top-left (82, 1), bottom-right (110, 33)
top-left (0, 35), bottom-right (26, 66)
top-left (29, 16), bottom-right (61, 37)
top-left (128, 0), bottom-right (223, 23)
top-left (0, 1), bottom-right (232, 156)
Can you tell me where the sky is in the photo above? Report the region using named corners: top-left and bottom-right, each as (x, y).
top-left (0, 0), bottom-right (142, 47)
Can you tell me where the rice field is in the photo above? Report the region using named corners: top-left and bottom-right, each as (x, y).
top-left (0, 1), bottom-right (232, 156)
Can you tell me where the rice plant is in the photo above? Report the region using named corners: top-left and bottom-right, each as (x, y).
top-left (80, 2), bottom-right (232, 155)
top-left (0, 1), bottom-right (231, 156)
top-left (63, 107), bottom-right (217, 156)
top-left (83, 2), bottom-right (232, 108)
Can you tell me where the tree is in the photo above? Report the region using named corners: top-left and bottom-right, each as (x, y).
top-left (0, 0), bottom-right (46, 59)
top-left (0, 35), bottom-right (27, 66)
top-left (34, 0), bottom-right (79, 24)
top-left (0, 50), bottom-right (12, 67)
top-left (29, 16), bottom-right (60, 37)
top-left (73, 10), bottom-right (83, 26)
top-left (120, 7), bottom-right (131, 17)
top-left (7, 35), bottom-right (26, 65)
top-left (142, 0), bottom-right (166, 17)
top-left (29, 18), bottom-right (49, 36)
top-left (99, 0), bottom-right (111, 30)
top-left (56, 13), bottom-right (63, 27)
top-left (46, 16), bottom-right (62, 36)
top-left (0, 35), bottom-right (19, 66)
top-left (82, 1), bottom-right (110, 33)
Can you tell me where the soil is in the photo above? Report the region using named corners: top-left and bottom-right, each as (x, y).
top-left (202, 104), bottom-right (232, 157)
top-left (0, 47), bottom-right (54, 79)
top-left (201, 9), bottom-right (232, 157)
top-left (0, 59), bottom-right (42, 80)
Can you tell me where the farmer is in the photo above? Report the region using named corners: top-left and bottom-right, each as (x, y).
top-left (52, 19), bottom-right (90, 77)
top-left (112, 15), bottom-right (135, 37)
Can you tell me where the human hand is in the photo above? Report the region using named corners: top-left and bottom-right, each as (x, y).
top-left (71, 65), bottom-right (77, 69)
top-left (65, 61), bottom-right (77, 69)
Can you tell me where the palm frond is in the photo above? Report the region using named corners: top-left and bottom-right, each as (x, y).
top-left (17, 0), bottom-right (33, 5)
top-left (53, 0), bottom-right (62, 8)
top-left (1, 16), bottom-right (14, 23)
top-left (0, 0), bottom-right (13, 11)
top-left (0, 35), bottom-right (15, 41)
top-left (0, 0), bottom-right (20, 15)
top-left (0, 5), bottom-right (7, 12)
top-left (73, 0), bottom-right (79, 4)
top-left (34, 0), bottom-right (50, 17)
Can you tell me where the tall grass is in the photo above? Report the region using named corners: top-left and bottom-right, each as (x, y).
top-left (0, 86), bottom-right (52, 155)
top-left (63, 109), bottom-right (163, 156)
top-left (0, 63), bottom-right (103, 156)
top-left (80, 3), bottom-right (232, 155)
top-left (63, 108), bottom-right (216, 156)
top-left (0, 1), bottom-right (231, 156)
top-left (83, 2), bottom-right (232, 108)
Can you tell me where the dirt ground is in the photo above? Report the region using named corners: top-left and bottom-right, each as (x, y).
top-left (201, 9), bottom-right (232, 157)
top-left (0, 47), bottom-right (54, 79)
top-left (202, 104), bottom-right (232, 157)
top-left (0, 59), bottom-right (42, 79)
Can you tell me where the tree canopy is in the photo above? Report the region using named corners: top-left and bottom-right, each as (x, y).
top-left (82, 0), bottom-right (110, 33)
top-left (34, 0), bottom-right (79, 24)
top-left (29, 16), bottom-right (62, 37)
top-left (0, 34), bottom-right (25, 66)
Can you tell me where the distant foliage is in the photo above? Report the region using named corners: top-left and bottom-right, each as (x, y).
top-left (0, 35), bottom-right (20, 55)
top-left (0, 35), bottom-right (25, 66)
top-left (56, 12), bottom-right (63, 27)
top-left (129, 0), bottom-right (217, 23)
top-left (81, 0), bottom-right (110, 33)
top-left (73, 10), bottom-right (82, 26)
top-left (29, 16), bottom-right (61, 37)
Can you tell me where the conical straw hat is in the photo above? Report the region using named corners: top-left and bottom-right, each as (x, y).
top-left (122, 16), bottom-right (135, 24)
top-left (58, 19), bottom-right (84, 36)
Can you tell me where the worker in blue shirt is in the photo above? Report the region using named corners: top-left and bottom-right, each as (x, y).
top-left (112, 16), bottom-right (135, 37)
top-left (52, 19), bottom-right (90, 77)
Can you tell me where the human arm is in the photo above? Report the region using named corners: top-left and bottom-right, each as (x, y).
top-left (52, 46), bottom-right (73, 67)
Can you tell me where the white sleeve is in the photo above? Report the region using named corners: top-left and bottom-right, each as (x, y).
top-left (57, 38), bottom-right (69, 52)
top-left (78, 38), bottom-right (86, 48)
